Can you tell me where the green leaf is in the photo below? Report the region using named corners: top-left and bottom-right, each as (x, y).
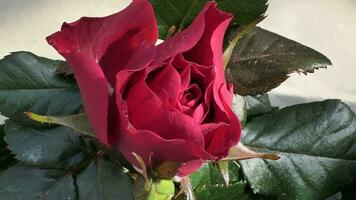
top-left (342, 179), bottom-right (356, 200)
top-left (76, 158), bottom-right (133, 200)
top-left (325, 193), bottom-right (342, 200)
top-left (232, 94), bottom-right (247, 125)
top-left (0, 153), bottom-right (132, 200)
top-left (232, 94), bottom-right (273, 126)
top-left (190, 162), bottom-right (252, 200)
top-left (218, 161), bottom-right (230, 186)
top-left (216, 0), bottom-right (268, 26)
top-left (190, 162), bottom-right (241, 188)
top-left (224, 27), bottom-right (332, 96)
top-left (194, 183), bottom-right (250, 200)
top-left (0, 125), bottom-right (15, 171)
top-left (239, 100), bottom-right (356, 200)
top-left (55, 62), bottom-right (73, 76)
top-left (244, 94), bottom-right (272, 117)
top-left (25, 112), bottom-right (94, 137)
top-left (4, 120), bottom-right (91, 168)
top-left (0, 52), bottom-right (82, 126)
top-left (223, 16), bottom-right (265, 68)
top-left (150, 0), bottom-right (268, 38)
top-left (0, 164), bottom-right (76, 200)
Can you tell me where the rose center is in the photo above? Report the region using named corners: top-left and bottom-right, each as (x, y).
top-left (180, 83), bottom-right (203, 112)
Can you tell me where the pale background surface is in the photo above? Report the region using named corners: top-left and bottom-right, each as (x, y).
top-left (0, 0), bottom-right (356, 123)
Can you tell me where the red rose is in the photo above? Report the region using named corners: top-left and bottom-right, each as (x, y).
top-left (47, 0), bottom-right (241, 176)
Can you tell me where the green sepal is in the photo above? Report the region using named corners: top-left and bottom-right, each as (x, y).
top-left (25, 112), bottom-right (94, 137)
top-left (134, 177), bottom-right (175, 200)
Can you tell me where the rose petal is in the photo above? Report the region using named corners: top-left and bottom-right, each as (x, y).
top-left (154, 3), bottom-right (216, 63)
top-left (117, 129), bottom-right (207, 170)
top-left (125, 73), bottom-right (205, 149)
top-left (115, 76), bottom-right (210, 169)
top-left (183, 84), bottom-right (203, 108)
top-left (47, 0), bottom-right (158, 84)
top-left (126, 42), bottom-right (157, 70)
top-left (218, 85), bottom-right (241, 145)
top-left (191, 103), bottom-right (205, 124)
top-left (203, 86), bottom-right (241, 158)
top-left (178, 159), bottom-right (205, 177)
top-left (202, 122), bottom-right (232, 158)
top-left (172, 54), bottom-right (191, 90)
top-left (183, 2), bottom-right (233, 118)
top-left (184, 2), bottom-right (232, 78)
top-left (99, 32), bottom-right (156, 84)
top-left (63, 52), bottom-right (110, 145)
top-left (190, 64), bottom-right (214, 91)
top-left (147, 64), bottom-right (181, 105)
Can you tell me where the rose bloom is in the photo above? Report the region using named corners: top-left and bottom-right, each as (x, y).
top-left (47, 0), bottom-right (241, 176)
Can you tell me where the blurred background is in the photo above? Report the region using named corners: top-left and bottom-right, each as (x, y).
top-left (0, 0), bottom-right (355, 123)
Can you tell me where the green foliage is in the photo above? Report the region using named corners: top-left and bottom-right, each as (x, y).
top-left (217, 161), bottom-right (230, 185)
top-left (240, 100), bottom-right (356, 200)
top-left (244, 94), bottom-right (272, 117)
top-left (232, 94), bottom-right (247, 125)
top-left (0, 125), bottom-right (15, 171)
top-left (76, 158), bottom-right (133, 200)
top-left (4, 120), bottom-right (91, 168)
top-left (0, 158), bottom-right (133, 200)
top-left (232, 94), bottom-right (273, 126)
top-left (0, 52), bottom-right (133, 200)
top-left (224, 27), bottom-right (332, 95)
top-left (150, 0), bottom-right (268, 38)
top-left (184, 99), bottom-right (356, 200)
top-left (0, 164), bottom-right (76, 200)
top-left (190, 162), bottom-right (254, 200)
top-left (342, 180), bottom-right (356, 200)
top-left (26, 112), bottom-right (94, 137)
top-left (0, 52), bottom-right (82, 127)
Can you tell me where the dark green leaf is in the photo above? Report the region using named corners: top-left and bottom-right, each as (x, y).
top-left (342, 179), bottom-right (356, 200)
top-left (194, 182), bottom-right (249, 200)
top-left (244, 94), bottom-right (272, 117)
top-left (0, 164), bottom-right (76, 200)
top-left (0, 125), bottom-right (15, 171)
top-left (216, 0), bottom-right (268, 26)
top-left (240, 100), bottom-right (356, 200)
top-left (150, 0), bottom-right (268, 38)
top-left (76, 158), bottom-right (133, 200)
top-left (190, 162), bottom-right (253, 200)
top-left (26, 112), bottom-right (94, 137)
top-left (4, 120), bottom-right (91, 168)
top-left (232, 94), bottom-right (272, 126)
top-left (232, 94), bottom-right (247, 125)
top-left (55, 62), bottom-right (73, 75)
top-left (0, 52), bottom-right (82, 126)
top-left (190, 162), bottom-right (239, 189)
top-left (325, 193), bottom-right (342, 200)
top-left (225, 27), bottom-right (332, 95)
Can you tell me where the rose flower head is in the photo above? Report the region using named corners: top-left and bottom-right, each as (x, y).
top-left (47, 0), bottom-right (241, 177)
